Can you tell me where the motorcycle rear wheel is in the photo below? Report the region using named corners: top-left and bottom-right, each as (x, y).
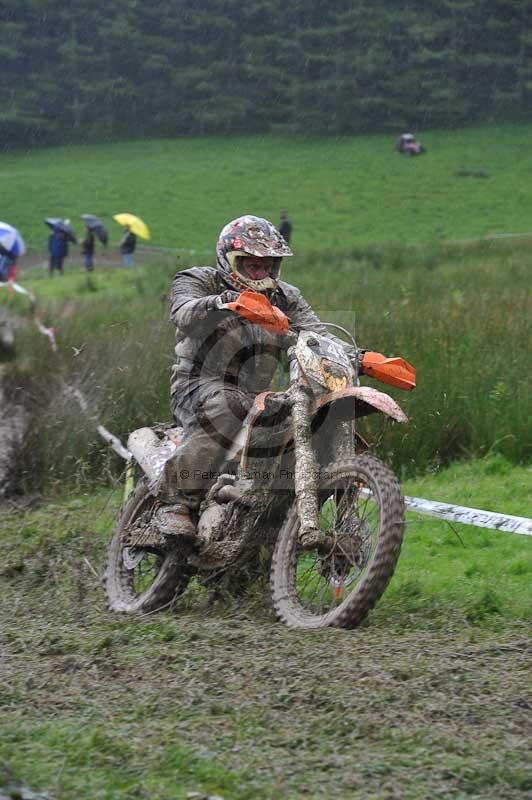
top-left (105, 480), bottom-right (191, 614)
top-left (271, 454), bottom-right (404, 629)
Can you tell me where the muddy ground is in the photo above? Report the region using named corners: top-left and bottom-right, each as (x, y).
top-left (0, 497), bottom-right (531, 800)
top-left (0, 363), bottom-right (27, 500)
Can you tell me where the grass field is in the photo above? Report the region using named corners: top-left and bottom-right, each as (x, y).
top-left (0, 460), bottom-right (531, 800)
top-left (4, 123), bottom-right (532, 253)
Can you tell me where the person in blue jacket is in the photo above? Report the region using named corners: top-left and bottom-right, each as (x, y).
top-left (0, 245), bottom-right (17, 282)
top-left (48, 230), bottom-right (69, 276)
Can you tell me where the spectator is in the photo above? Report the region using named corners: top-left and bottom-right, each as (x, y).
top-left (81, 225), bottom-right (95, 272)
top-left (48, 229), bottom-right (69, 276)
top-left (0, 245), bottom-right (17, 282)
top-left (120, 225), bottom-right (136, 268)
top-left (279, 210), bottom-right (293, 244)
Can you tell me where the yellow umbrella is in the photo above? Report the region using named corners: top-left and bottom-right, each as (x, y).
top-left (113, 213), bottom-right (150, 240)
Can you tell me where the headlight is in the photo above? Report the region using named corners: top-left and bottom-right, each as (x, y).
top-left (320, 359), bottom-right (350, 391)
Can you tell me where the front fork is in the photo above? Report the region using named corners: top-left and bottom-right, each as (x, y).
top-left (289, 345), bottom-right (357, 546)
top-left (292, 384), bottom-right (322, 545)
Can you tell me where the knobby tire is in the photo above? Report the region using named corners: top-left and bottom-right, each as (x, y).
top-left (105, 480), bottom-right (190, 614)
top-left (270, 454), bottom-right (404, 629)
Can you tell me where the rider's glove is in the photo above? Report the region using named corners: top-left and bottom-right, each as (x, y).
top-left (214, 290), bottom-right (240, 309)
top-left (205, 291), bottom-right (238, 312)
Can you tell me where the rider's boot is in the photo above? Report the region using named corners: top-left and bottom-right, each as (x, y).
top-left (152, 503), bottom-right (197, 541)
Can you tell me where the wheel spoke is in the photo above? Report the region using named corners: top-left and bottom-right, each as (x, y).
top-left (132, 552), bottom-right (163, 594)
top-left (293, 470), bottom-right (382, 615)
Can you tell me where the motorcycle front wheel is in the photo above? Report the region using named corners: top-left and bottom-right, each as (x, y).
top-left (105, 480), bottom-right (191, 614)
top-left (271, 454), bottom-right (404, 629)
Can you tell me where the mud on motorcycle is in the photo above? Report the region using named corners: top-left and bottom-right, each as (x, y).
top-left (105, 291), bottom-right (416, 630)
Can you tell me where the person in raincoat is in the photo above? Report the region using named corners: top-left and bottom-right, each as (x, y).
top-left (0, 246), bottom-right (17, 282)
top-left (119, 226), bottom-right (136, 268)
top-left (81, 225), bottom-right (96, 272)
top-left (48, 229), bottom-right (69, 276)
top-left (152, 214), bottom-right (357, 539)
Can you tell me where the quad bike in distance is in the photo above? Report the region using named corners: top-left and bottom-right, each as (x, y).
top-left (105, 291), bottom-right (416, 630)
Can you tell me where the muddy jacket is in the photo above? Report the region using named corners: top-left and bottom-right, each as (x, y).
top-left (170, 267), bottom-right (356, 406)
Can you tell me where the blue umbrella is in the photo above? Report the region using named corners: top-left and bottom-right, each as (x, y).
top-left (44, 217), bottom-right (77, 243)
top-left (0, 221), bottom-right (26, 256)
top-left (81, 214), bottom-right (108, 245)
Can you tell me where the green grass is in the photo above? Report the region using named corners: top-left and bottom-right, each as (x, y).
top-left (386, 456), bottom-right (532, 627)
top-left (4, 123), bottom-right (532, 253)
top-left (14, 253), bottom-right (178, 304)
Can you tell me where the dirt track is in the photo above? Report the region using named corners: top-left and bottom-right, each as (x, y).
top-left (1, 552), bottom-right (531, 799)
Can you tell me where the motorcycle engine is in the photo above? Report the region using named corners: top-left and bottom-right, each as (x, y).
top-left (196, 501), bottom-right (233, 546)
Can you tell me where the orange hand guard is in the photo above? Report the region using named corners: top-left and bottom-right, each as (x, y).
top-left (226, 290), bottom-right (290, 334)
top-left (361, 351), bottom-right (416, 391)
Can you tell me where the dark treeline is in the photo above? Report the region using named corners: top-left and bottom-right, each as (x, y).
top-left (2, 0), bottom-right (532, 148)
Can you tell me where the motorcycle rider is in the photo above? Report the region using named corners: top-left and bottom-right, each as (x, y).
top-left (153, 215), bottom-right (357, 538)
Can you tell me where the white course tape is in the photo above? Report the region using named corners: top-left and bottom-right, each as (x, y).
top-left (1, 281), bottom-right (57, 350)
top-left (405, 495), bottom-right (532, 537)
top-left (0, 280), bottom-right (36, 304)
top-left (67, 388), bottom-right (532, 535)
top-left (487, 231), bottom-right (532, 240)
top-left (34, 319), bottom-right (57, 351)
top-left (68, 385), bottom-right (132, 461)
top-left (96, 424), bottom-right (132, 462)
top-left (137, 245), bottom-right (210, 256)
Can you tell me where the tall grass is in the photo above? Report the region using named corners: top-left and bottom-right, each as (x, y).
top-left (4, 236), bottom-right (530, 493)
top-left (298, 239), bottom-right (532, 474)
top-left (9, 292), bottom-right (174, 493)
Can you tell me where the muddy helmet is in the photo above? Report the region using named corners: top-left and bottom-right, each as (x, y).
top-left (216, 215), bottom-right (292, 292)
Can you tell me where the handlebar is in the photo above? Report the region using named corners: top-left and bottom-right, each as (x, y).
top-left (219, 292), bottom-right (415, 390)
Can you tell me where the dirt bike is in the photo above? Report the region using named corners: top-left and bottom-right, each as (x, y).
top-left (105, 291), bottom-right (416, 629)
